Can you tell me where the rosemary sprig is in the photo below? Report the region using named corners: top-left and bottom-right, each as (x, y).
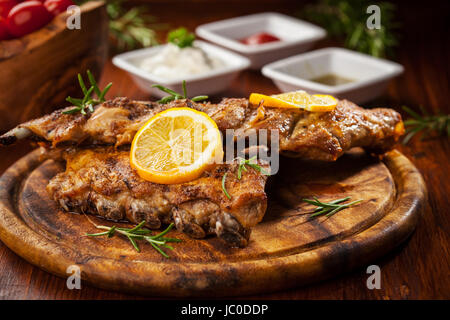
top-left (236, 156), bottom-right (270, 179)
top-left (402, 106), bottom-right (450, 144)
top-left (63, 70), bottom-right (112, 115)
top-left (302, 0), bottom-right (398, 58)
top-left (152, 80), bottom-right (208, 104)
top-left (167, 27), bottom-right (195, 48)
top-left (303, 196), bottom-right (362, 218)
top-left (221, 156), bottom-right (270, 199)
top-left (86, 221), bottom-right (182, 258)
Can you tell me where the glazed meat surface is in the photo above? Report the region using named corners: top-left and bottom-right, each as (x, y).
top-left (239, 99), bottom-right (405, 161)
top-left (47, 147), bottom-right (268, 247)
top-left (0, 97), bottom-right (404, 161)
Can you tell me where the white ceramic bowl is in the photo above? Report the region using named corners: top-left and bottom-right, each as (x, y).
top-left (112, 40), bottom-right (250, 98)
top-left (262, 47), bottom-right (404, 103)
top-left (196, 12), bottom-right (326, 69)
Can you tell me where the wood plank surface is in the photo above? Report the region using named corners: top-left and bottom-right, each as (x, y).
top-left (0, 0), bottom-right (448, 299)
top-left (0, 146), bottom-right (424, 297)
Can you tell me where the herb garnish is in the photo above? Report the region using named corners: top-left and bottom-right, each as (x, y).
top-left (167, 27), bottom-right (195, 48)
top-left (152, 80), bottom-right (208, 104)
top-left (402, 106), bottom-right (450, 144)
top-left (63, 70), bottom-right (112, 115)
top-left (222, 156), bottom-right (270, 199)
top-left (237, 156), bottom-right (269, 179)
top-left (303, 196), bottom-right (362, 218)
top-left (86, 221), bottom-right (181, 258)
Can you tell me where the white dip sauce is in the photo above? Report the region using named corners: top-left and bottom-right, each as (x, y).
top-left (140, 43), bottom-right (225, 79)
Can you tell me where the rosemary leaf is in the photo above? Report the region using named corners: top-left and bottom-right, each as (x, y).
top-left (86, 221), bottom-right (181, 258)
top-left (151, 84), bottom-right (180, 96)
top-left (402, 106), bottom-right (450, 144)
top-left (150, 242), bottom-right (169, 258)
top-left (182, 80), bottom-right (187, 99)
top-left (303, 196), bottom-right (362, 219)
top-left (78, 74), bottom-right (88, 95)
top-left (64, 71), bottom-right (112, 115)
top-left (157, 95), bottom-right (176, 104)
top-left (312, 196), bottom-right (350, 212)
top-left (150, 223), bottom-right (175, 240)
top-left (65, 96), bottom-right (83, 107)
top-left (237, 165), bottom-right (243, 180)
top-left (236, 156), bottom-right (270, 180)
top-left (117, 228), bottom-right (151, 235)
top-left (127, 235), bottom-right (140, 252)
top-left (85, 230), bottom-right (111, 237)
top-left (62, 106), bottom-right (81, 115)
top-left (222, 172), bottom-right (232, 199)
top-left (309, 208), bottom-right (329, 218)
top-left (152, 82), bottom-right (208, 104)
top-left (87, 70), bottom-right (101, 97)
top-left (191, 96), bottom-right (209, 102)
top-left (107, 225), bottom-right (116, 238)
top-left (160, 237), bottom-right (183, 243)
top-left (403, 126), bottom-right (425, 145)
top-left (127, 221), bottom-right (146, 232)
top-left (81, 86), bottom-right (95, 105)
top-left (159, 243), bottom-right (174, 250)
top-left (403, 106), bottom-right (423, 120)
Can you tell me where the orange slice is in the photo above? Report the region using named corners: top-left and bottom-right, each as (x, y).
top-left (130, 108), bottom-right (223, 184)
top-left (249, 90), bottom-right (338, 112)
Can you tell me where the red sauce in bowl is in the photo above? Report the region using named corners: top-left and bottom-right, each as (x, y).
top-left (240, 32), bottom-right (280, 45)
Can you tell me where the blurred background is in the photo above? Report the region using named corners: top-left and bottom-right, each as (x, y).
top-left (0, 0), bottom-right (448, 135)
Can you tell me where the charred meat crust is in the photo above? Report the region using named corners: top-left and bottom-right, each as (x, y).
top-left (46, 147), bottom-right (268, 247)
top-left (1, 97), bottom-right (404, 161)
top-left (0, 134), bottom-right (17, 146)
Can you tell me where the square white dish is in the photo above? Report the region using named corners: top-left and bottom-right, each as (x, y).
top-left (261, 47), bottom-right (404, 103)
top-left (195, 12), bottom-right (326, 69)
top-left (112, 40), bottom-right (250, 98)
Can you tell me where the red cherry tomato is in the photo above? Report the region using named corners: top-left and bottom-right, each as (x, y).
top-left (0, 0), bottom-right (19, 18)
top-left (240, 32), bottom-right (281, 45)
top-left (6, 0), bottom-right (52, 37)
top-left (44, 0), bottom-right (73, 16)
top-left (0, 16), bottom-right (12, 39)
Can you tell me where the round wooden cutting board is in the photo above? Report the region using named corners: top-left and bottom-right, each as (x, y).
top-left (0, 148), bottom-right (426, 297)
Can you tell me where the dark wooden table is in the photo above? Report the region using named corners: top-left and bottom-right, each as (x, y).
top-left (0, 1), bottom-right (449, 299)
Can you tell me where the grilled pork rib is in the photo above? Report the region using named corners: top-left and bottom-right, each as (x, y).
top-left (0, 96), bottom-right (403, 246)
top-left (46, 147), bottom-right (268, 247)
top-left (0, 97), bottom-right (404, 161)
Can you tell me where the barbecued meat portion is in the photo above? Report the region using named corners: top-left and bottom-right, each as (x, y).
top-left (46, 147), bottom-right (268, 247)
top-left (0, 97), bottom-right (403, 161)
top-left (0, 99), bottom-right (162, 147)
top-left (236, 99), bottom-right (405, 161)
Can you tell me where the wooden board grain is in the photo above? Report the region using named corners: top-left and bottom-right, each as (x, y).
top-left (0, 148), bottom-right (426, 297)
